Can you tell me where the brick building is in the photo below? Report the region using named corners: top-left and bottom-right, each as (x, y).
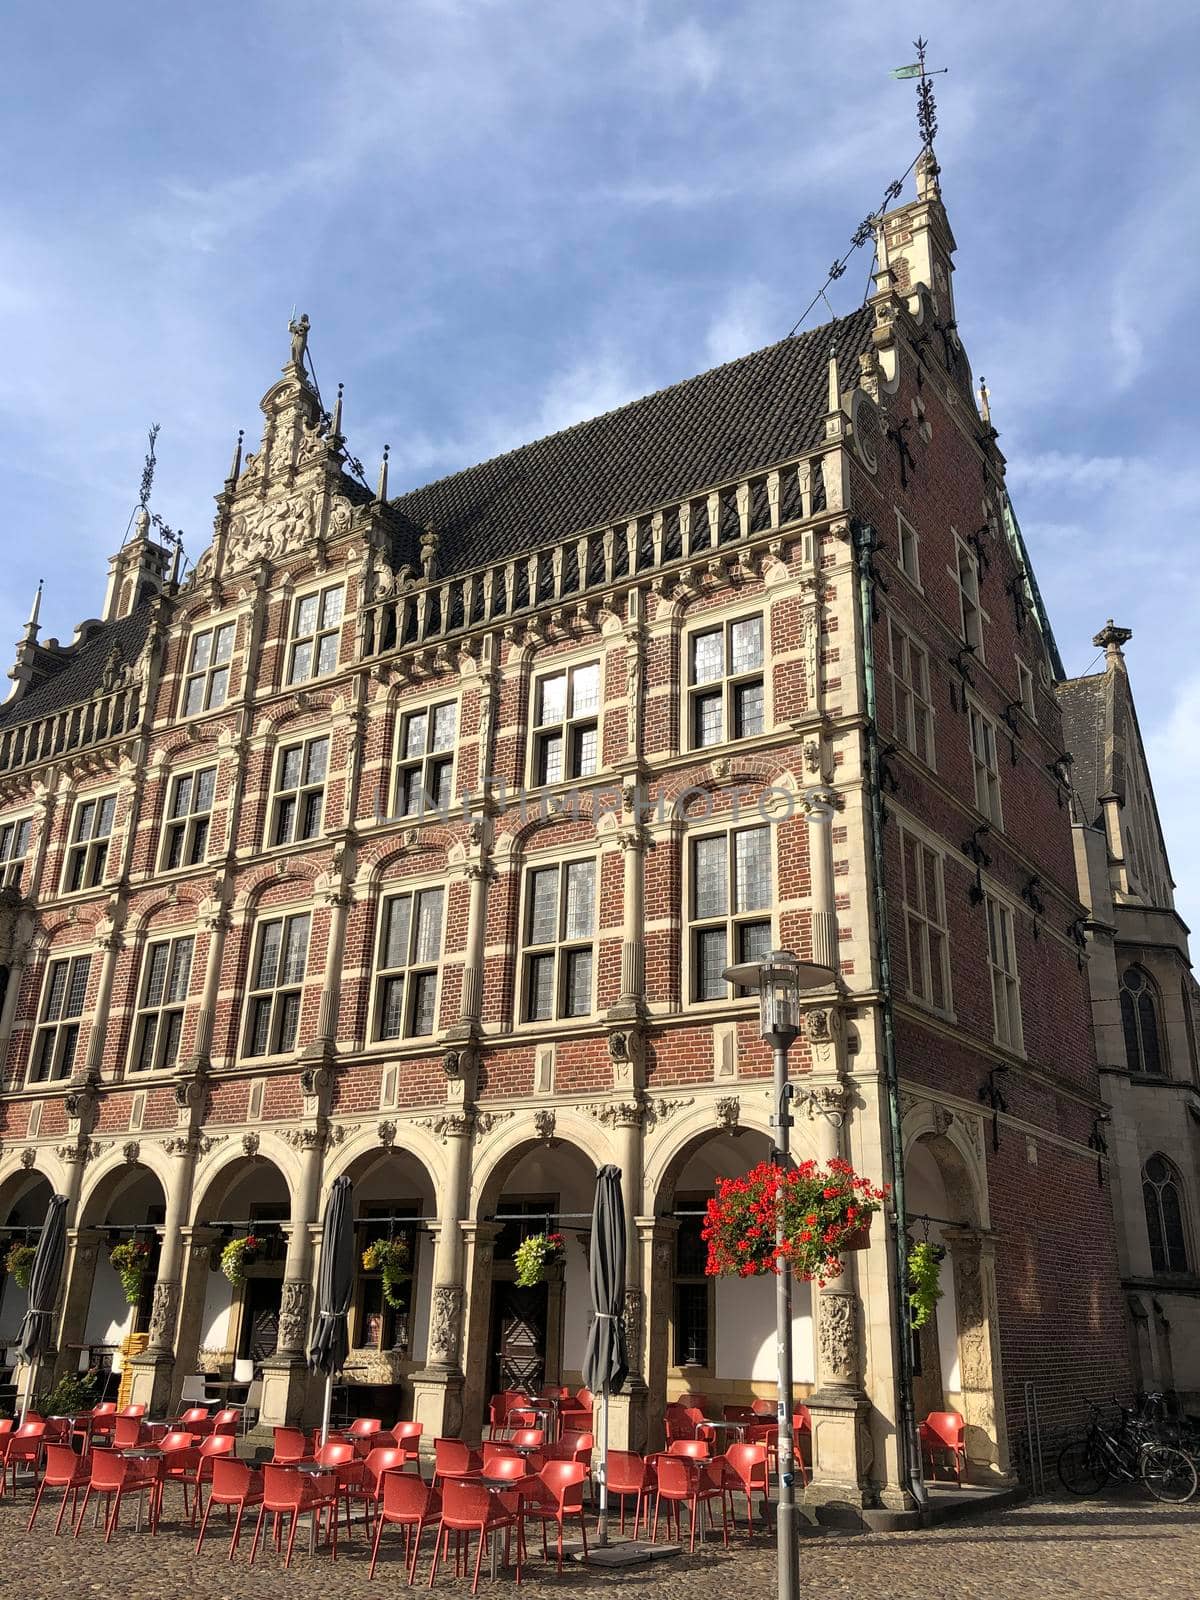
top-left (1059, 625), bottom-right (1200, 1408)
top-left (0, 152), bottom-right (1129, 1505)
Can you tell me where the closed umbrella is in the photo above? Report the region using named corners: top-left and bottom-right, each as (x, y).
top-left (308, 1175), bottom-right (354, 1446)
top-left (17, 1193), bottom-right (69, 1426)
top-left (582, 1163), bottom-right (628, 1545)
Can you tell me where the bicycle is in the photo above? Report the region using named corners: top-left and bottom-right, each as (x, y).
top-left (1057, 1401), bottom-right (1197, 1503)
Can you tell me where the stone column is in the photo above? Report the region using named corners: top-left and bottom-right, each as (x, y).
top-left (310, 886), bottom-right (352, 1054)
top-left (457, 860), bottom-right (491, 1029)
top-left (80, 927), bottom-right (123, 1079)
top-left (638, 1216), bottom-right (678, 1448)
top-left (804, 787), bottom-right (839, 973)
top-left (255, 1133), bottom-right (324, 1434)
top-left (44, 1221), bottom-right (103, 1396)
top-left (167, 1226), bottom-right (222, 1413)
top-left (410, 1115), bottom-right (473, 1445)
top-left (610, 806), bottom-right (647, 1021)
top-left (604, 1103), bottom-right (647, 1450)
top-left (186, 905), bottom-right (230, 1071)
top-left (127, 1136), bottom-right (198, 1415)
top-left (456, 1219), bottom-right (500, 1446)
top-left (941, 1227), bottom-right (1011, 1480)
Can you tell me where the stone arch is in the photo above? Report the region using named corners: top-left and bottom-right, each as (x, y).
top-left (124, 888), bottom-right (205, 939)
top-left (643, 1095), bottom-right (820, 1217)
top-left (0, 1165), bottom-right (58, 1348)
top-left (232, 856), bottom-right (321, 914)
top-left (0, 1149), bottom-right (68, 1207)
top-left (468, 1112), bottom-right (613, 1218)
top-left (189, 1134), bottom-right (301, 1223)
top-left (321, 1121), bottom-right (447, 1207)
top-left (78, 1145), bottom-right (172, 1228)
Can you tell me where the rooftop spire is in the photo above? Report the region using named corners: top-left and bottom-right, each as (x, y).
top-left (25, 578), bottom-right (43, 637)
top-left (376, 443), bottom-right (390, 503)
top-left (978, 376), bottom-right (992, 426)
top-left (329, 381), bottom-right (345, 444)
top-left (1093, 619), bottom-right (1132, 667)
top-left (226, 427), bottom-right (244, 489)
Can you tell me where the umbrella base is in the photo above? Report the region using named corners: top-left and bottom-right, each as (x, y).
top-left (584, 1542), bottom-right (682, 1568)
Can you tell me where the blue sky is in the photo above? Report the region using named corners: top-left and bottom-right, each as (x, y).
top-left (3, 1), bottom-right (1198, 934)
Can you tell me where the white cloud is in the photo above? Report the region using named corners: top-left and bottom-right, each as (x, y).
top-left (704, 282), bottom-right (782, 366)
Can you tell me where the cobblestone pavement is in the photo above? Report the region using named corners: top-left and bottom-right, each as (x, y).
top-left (0, 1490), bottom-right (1197, 1600)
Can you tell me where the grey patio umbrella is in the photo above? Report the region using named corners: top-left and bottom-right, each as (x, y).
top-left (16, 1193), bottom-right (69, 1426)
top-left (308, 1174), bottom-right (354, 1446)
top-left (582, 1163), bottom-right (628, 1545)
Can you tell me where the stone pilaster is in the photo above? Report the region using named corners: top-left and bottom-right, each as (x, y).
top-left (941, 1227), bottom-right (1012, 1480)
top-left (410, 1116), bottom-right (473, 1445)
top-left (127, 1134), bottom-right (200, 1414)
top-left (456, 854), bottom-right (492, 1030)
top-left (804, 786), bottom-right (839, 974)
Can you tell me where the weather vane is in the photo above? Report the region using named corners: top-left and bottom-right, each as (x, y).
top-left (892, 38), bottom-right (947, 153)
top-left (139, 423), bottom-right (161, 509)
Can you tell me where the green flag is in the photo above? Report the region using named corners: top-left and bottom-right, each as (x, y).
top-left (891, 64), bottom-right (922, 78)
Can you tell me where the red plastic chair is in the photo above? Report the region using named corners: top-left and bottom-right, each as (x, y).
top-left (432, 1436), bottom-right (483, 1489)
top-left (683, 1406), bottom-right (717, 1447)
top-left (650, 1453), bottom-right (729, 1554)
top-left (211, 1408), bottom-right (241, 1435)
top-left (558, 1386), bottom-right (593, 1435)
top-left (82, 1402), bottom-right (117, 1445)
top-left (194, 1456), bottom-right (263, 1560)
top-left (523, 1459), bottom-right (588, 1572)
top-left (718, 1442), bottom-right (769, 1535)
top-left (429, 1477), bottom-right (522, 1595)
top-left (1, 1420), bottom-right (46, 1496)
top-left (667, 1438), bottom-right (711, 1459)
top-left (190, 1433), bottom-right (237, 1522)
top-left (112, 1415), bottom-right (147, 1451)
top-left (723, 1405), bottom-right (756, 1424)
top-left (509, 1427), bottom-right (544, 1451)
top-left (353, 1446), bottom-right (408, 1532)
top-left (157, 1431), bottom-right (201, 1519)
top-left (317, 1439), bottom-right (366, 1541)
top-left (73, 1448), bottom-right (160, 1541)
top-left (603, 1450), bottom-right (654, 1538)
top-left (27, 1441), bottom-right (90, 1535)
top-left (664, 1406), bottom-right (696, 1443)
top-left (483, 1439), bottom-right (522, 1468)
top-left (367, 1469), bottom-right (441, 1581)
top-left (920, 1411), bottom-right (967, 1485)
top-left (249, 1463), bottom-right (340, 1569)
top-left (347, 1417), bottom-right (384, 1455)
top-left (176, 1406), bottom-right (215, 1438)
top-left (270, 1426), bottom-right (312, 1466)
top-left (117, 1403), bottom-right (146, 1421)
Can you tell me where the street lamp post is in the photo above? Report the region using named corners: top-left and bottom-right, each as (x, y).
top-left (722, 949), bottom-right (834, 1600)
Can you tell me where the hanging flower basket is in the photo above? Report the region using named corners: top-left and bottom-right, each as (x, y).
top-left (513, 1231), bottom-right (565, 1288)
top-left (362, 1236), bottom-right (411, 1309)
top-left (702, 1158), bottom-right (888, 1287)
top-left (4, 1242), bottom-right (37, 1290)
top-left (109, 1240), bottom-right (154, 1305)
top-left (220, 1234), bottom-right (260, 1287)
top-left (907, 1240), bottom-right (946, 1329)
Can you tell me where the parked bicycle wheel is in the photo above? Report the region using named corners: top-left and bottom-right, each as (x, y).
top-left (1057, 1437), bottom-right (1109, 1495)
top-left (1140, 1444), bottom-right (1198, 1503)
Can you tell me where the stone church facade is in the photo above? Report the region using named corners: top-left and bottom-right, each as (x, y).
top-left (0, 155), bottom-right (1131, 1505)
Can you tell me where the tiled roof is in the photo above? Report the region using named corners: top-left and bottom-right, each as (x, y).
top-left (1056, 672), bottom-right (1109, 827)
top-left (0, 604), bottom-right (154, 732)
top-left (386, 306), bottom-right (874, 576)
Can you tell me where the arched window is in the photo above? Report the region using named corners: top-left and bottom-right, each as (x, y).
top-left (1142, 1155), bottom-right (1189, 1273)
top-left (1120, 966), bottom-right (1165, 1075)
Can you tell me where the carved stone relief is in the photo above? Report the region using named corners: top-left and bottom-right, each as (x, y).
top-left (429, 1284), bottom-right (465, 1366)
top-left (276, 1279), bottom-right (312, 1354)
top-left (146, 1280), bottom-right (180, 1352)
top-left (818, 1291), bottom-right (859, 1387)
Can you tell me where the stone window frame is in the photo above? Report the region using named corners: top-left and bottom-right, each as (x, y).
top-left (683, 606), bottom-right (769, 753)
top-left (527, 655), bottom-right (603, 789)
top-left (368, 881), bottom-right (448, 1045)
top-left (899, 827), bottom-right (953, 1017)
top-left (684, 819), bottom-right (775, 1006)
top-left (129, 932), bottom-right (196, 1075)
top-left (159, 763), bottom-right (219, 873)
top-left (0, 811), bottom-right (34, 893)
top-left (517, 850), bottom-right (600, 1026)
top-left (241, 909), bottom-right (313, 1060)
top-left (179, 614), bottom-right (238, 719)
top-left (1119, 964), bottom-right (1168, 1077)
top-left (950, 533), bottom-right (987, 664)
top-left (266, 730), bottom-right (331, 850)
top-left (27, 948), bottom-right (92, 1084)
top-left (886, 614), bottom-right (936, 769)
top-left (285, 581), bottom-right (345, 686)
top-left (390, 694), bottom-right (460, 820)
top-left (895, 509), bottom-right (922, 589)
top-left (61, 790), bottom-right (119, 894)
top-left (984, 891), bottom-right (1024, 1055)
top-left (1142, 1153), bottom-right (1190, 1275)
top-left (967, 699), bottom-right (1003, 828)
top-left (1016, 657), bottom-right (1037, 723)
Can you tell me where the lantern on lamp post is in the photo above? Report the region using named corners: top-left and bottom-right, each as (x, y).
top-left (722, 949), bottom-right (834, 1600)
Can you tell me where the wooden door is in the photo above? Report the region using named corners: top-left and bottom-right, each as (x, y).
top-left (239, 1278), bottom-right (283, 1364)
top-left (490, 1284), bottom-right (548, 1396)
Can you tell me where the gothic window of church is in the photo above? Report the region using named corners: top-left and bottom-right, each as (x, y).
top-left (181, 620), bottom-right (236, 716)
top-left (160, 766), bottom-right (217, 870)
top-left (1120, 966), bottom-right (1165, 1076)
top-left (287, 584), bottom-right (344, 684)
top-left (372, 887), bottom-right (445, 1041)
top-left (896, 511), bottom-right (921, 587)
top-left (243, 912), bottom-right (311, 1057)
top-left (530, 662), bottom-right (600, 785)
top-left (887, 618), bottom-right (935, 767)
top-left (689, 826), bottom-right (773, 1002)
top-left (985, 893), bottom-right (1023, 1053)
top-left (687, 614), bottom-right (765, 749)
top-left (1142, 1154), bottom-right (1189, 1273)
top-left (672, 1201), bottom-right (710, 1369)
top-left (1182, 978), bottom-right (1198, 1083)
top-left (269, 735), bottom-right (329, 847)
top-left (63, 792), bottom-right (117, 892)
top-left (29, 953), bottom-right (91, 1082)
top-left (520, 858), bottom-right (597, 1022)
top-left (953, 537), bottom-right (985, 662)
top-left (131, 935), bottom-right (194, 1072)
top-left (968, 703), bottom-right (1003, 827)
top-left (900, 830), bottom-right (951, 1013)
top-left (0, 814), bottom-right (33, 892)
top-left (392, 701), bottom-right (456, 817)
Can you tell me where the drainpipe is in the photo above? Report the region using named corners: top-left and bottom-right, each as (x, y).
top-left (852, 519), bottom-right (928, 1513)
